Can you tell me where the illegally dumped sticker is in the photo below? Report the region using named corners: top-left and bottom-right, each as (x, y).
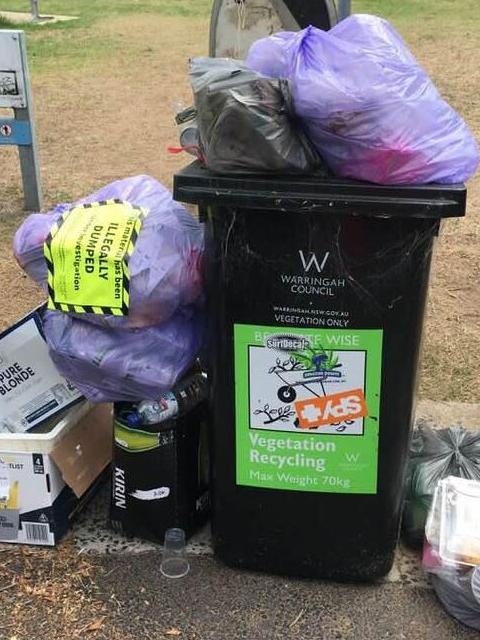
top-left (44, 199), bottom-right (148, 315)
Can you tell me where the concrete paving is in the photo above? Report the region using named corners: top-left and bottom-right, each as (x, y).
top-left (74, 482), bottom-right (428, 587)
top-left (95, 554), bottom-right (478, 640)
top-left (0, 11), bottom-right (78, 25)
top-left (69, 400), bottom-right (480, 638)
top-left (416, 399), bottom-right (479, 429)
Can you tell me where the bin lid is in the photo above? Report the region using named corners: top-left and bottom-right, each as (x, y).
top-left (173, 162), bottom-right (467, 219)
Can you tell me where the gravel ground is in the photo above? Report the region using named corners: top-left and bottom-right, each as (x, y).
top-left (92, 553), bottom-right (479, 640)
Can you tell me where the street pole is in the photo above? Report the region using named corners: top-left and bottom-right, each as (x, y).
top-left (30, 0), bottom-right (40, 22)
top-left (0, 31), bottom-right (43, 211)
top-left (338, 0), bottom-right (351, 20)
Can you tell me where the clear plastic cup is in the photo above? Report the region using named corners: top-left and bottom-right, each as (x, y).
top-left (161, 528), bottom-right (190, 578)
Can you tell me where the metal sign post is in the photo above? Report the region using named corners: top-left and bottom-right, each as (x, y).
top-left (337, 0), bottom-right (351, 20)
top-left (30, 0), bottom-right (41, 22)
top-left (0, 30), bottom-right (42, 211)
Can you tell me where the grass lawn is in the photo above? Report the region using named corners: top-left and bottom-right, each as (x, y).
top-left (0, 0), bottom-right (479, 402)
top-left (356, 0), bottom-right (478, 26)
top-left (1, 0), bottom-right (477, 71)
top-left (1, 0), bottom-right (212, 71)
top-left (0, 0), bottom-right (476, 65)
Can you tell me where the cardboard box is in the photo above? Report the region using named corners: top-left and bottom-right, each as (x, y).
top-left (110, 402), bottom-right (209, 543)
top-left (0, 402), bottom-right (112, 546)
top-left (0, 308), bottom-right (83, 433)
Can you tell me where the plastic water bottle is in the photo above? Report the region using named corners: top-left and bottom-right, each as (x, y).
top-left (138, 393), bottom-right (179, 424)
top-left (138, 373), bottom-right (208, 425)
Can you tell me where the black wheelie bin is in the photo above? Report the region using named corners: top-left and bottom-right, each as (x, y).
top-left (174, 162), bottom-right (466, 581)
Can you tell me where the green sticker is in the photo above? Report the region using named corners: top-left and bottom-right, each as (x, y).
top-left (44, 200), bottom-right (147, 315)
top-left (234, 324), bottom-right (383, 494)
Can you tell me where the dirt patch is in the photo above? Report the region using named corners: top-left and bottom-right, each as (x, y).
top-left (0, 15), bottom-right (208, 330)
top-left (406, 25), bottom-right (480, 403)
top-left (0, 538), bottom-right (130, 640)
top-left (0, 14), bottom-right (478, 401)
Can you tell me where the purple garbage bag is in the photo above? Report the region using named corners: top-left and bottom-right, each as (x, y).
top-left (246, 14), bottom-right (479, 185)
top-left (42, 307), bottom-right (203, 403)
top-left (13, 175), bottom-right (204, 328)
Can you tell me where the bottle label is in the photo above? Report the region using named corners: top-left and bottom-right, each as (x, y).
top-left (138, 393), bottom-right (179, 424)
top-left (176, 375), bottom-right (208, 414)
top-left (234, 324), bottom-right (383, 494)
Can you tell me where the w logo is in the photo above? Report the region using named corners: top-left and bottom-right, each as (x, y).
top-left (299, 250), bottom-right (330, 273)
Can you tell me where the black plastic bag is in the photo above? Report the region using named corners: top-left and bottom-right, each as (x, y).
top-left (430, 566), bottom-right (480, 631)
top-left (403, 424), bottom-right (480, 548)
top-left (190, 57), bottom-right (320, 175)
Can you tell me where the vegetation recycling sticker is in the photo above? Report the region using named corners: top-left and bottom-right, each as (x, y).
top-left (234, 324), bottom-right (383, 494)
top-left (44, 199), bottom-right (147, 315)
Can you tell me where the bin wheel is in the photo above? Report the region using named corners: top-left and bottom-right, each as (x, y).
top-left (277, 386), bottom-right (297, 403)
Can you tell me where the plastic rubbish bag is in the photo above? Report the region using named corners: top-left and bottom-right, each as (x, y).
top-left (190, 57), bottom-right (319, 175)
top-left (13, 175), bottom-right (204, 328)
top-left (431, 570), bottom-right (480, 632)
top-left (403, 424), bottom-right (480, 548)
top-left (424, 542), bottom-right (480, 632)
top-left (246, 14), bottom-right (479, 185)
top-left (41, 307), bottom-right (204, 403)
top-left (423, 480), bottom-right (480, 631)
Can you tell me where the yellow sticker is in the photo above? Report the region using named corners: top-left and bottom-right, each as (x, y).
top-left (44, 199), bottom-right (147, 315)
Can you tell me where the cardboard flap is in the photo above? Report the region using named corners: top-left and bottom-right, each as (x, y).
top-left (51, 404), bottom-right (112, 498)
top-left (0, 311), bottom-right (83, 433)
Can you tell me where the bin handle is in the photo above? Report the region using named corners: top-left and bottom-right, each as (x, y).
top-left (174, 185), bottom-right (465, 219)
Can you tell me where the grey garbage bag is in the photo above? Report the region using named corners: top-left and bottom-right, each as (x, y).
top-left (431, 569), bottom-right (480, 632)
top-left (190, 57), bottom-right (320, 175)
top-left (423, 515), bottom-right (480, 631)
top-left (403, 424), bottom-right (480, 547)
top-left (424, 560), bottom-right (480, 631)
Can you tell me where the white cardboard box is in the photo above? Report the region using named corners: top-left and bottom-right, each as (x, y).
top-left (0, 308), bottom-right (83, 433)
top-left (0, 402), bottom-right (112, 546)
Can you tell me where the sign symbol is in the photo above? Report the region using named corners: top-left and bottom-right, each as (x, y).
top-left (301, 403), bottom-right (323, 424)
top-left (299, 250), bottom-right (330, 273)
top-left (0, 124), bottom-right (12, 137)
top-left (295, 389), bottom-right (369, 429)
top-left (345, 453), bottom-right (360, 463)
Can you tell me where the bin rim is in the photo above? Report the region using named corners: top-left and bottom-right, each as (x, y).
top-left (173, 162), bottom-right (466, 219)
